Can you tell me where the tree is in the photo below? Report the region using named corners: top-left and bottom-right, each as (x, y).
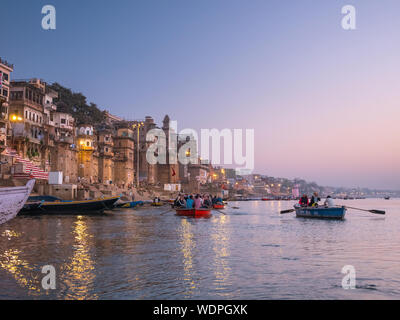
top-left (49, 83), bottom-right (105, 125)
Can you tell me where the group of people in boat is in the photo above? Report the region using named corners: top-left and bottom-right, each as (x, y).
top-left (174, 193), bottom-right (224, 209)
top-left (299, 192), bottom-right (335, 208)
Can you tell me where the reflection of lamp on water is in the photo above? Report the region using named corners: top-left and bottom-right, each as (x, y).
top-left (179, 219), bottom-right (196, 296)
top-left (62, 216), bottom-right (96, 300)
top-left (211, 215), bottom-right (232, 296)
top-left (0, 247), bottom-right (41, 294)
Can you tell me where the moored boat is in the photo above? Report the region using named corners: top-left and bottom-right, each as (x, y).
top-left (117, 200), bottom-right (144, 208)
top-left (20, 200), bottom-right (43, 213)
top-left (21, 196), bottom-right (120, 215)
top-left (175, 208), bottom-right (212, 218)
top-left (0, 179), bottom-right (35, 225)
top-left (294, 205), bottom-right (346, 220)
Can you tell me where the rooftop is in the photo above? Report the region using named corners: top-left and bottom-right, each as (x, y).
top-left (0, 57), bottom-right (13, 70)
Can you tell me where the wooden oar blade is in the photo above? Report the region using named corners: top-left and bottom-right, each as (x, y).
top-left (280, 209), bottom-right (295, 214)
top-left (370, 209), bottom-right (386, 215)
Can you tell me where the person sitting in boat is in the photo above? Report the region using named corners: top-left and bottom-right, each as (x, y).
top-left (212, 195), bottom-right (217, 205)
top-left (175, 195), bottom-right (186, 208)
top-left (194, 194), bottom-right (203, 209)
top-left (202, 195), bottom-right (212, 208)
top-left (324, 195), bottom-right (335, 208)
top-left (299, 194), bottom-right (309, 207)
top-left (309, 192), bottom-right (321, 207)
top-left (186, 195), bottom-right (194, 208)
top-left (216, 195), bottom-right (223, 205)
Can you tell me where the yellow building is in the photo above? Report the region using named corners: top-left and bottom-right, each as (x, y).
top-left (77, 125), bottom-right (97, 183)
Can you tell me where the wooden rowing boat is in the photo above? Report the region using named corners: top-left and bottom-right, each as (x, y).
top-left (175, 208), bottom-right (212, 218)
top-left (21, 196), bottom-right (120, 215)
top-left (117, 200), bottom-right (144, 208)
top-left (294, 205), bottom-right (347, 220)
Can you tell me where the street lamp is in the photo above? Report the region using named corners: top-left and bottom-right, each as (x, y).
top-left (132, 121), bottom-right (144, 186)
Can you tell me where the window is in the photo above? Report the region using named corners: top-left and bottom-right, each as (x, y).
top-left (61, 119), bottom-right (66, 124)
top-left (3, 73), bottom-right (8, 81)
top-left (25, 111), bottom-right (28, 119)
top-left (86, 141), bottom-right (90, 147)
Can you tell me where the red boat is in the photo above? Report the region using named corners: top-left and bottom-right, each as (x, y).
top-left (175, 208), bottom-right (212, 218)
top-left (261, 198), bottom-right (271, 201)
top-left (213, 204), bottom-right (225, 209)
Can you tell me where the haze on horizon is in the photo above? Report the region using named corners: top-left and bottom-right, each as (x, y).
top-left (2, 0), bottom-right (400, 190)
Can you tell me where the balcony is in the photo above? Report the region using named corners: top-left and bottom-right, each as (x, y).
top-left (44, 102), bottom-right (57, 111)
top-left (12, 131), bottom-right (43, 144)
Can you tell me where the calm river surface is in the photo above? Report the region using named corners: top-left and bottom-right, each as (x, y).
top-left (1, 199), bottom-right (400, 300)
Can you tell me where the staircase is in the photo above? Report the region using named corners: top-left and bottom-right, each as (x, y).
top-left (3, 148), bottom-right (49, 180)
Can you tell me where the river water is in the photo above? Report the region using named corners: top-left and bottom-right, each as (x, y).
top-left (0, 199), bottom-right (399, 300)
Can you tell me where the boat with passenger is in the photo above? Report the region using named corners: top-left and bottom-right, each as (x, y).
top-left (294, 205), bottom-right (346, 220)
top-left (175, 208), bottom-right (212, 218)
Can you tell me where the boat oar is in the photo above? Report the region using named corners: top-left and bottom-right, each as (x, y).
top-left (343, 206), bottom-right (385, 215)
top-left (280, 209), bottom-right (295, 214)
top-left (160, 207), bottom-right (174, 215)
top-left (213, 208), bottom-right (226, 215)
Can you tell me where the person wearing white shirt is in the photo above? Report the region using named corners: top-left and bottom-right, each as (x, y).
top-left (324, 195), bottom-right (335, 208)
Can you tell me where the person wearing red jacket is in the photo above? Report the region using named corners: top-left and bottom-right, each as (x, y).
top-left (299, 194), bottom-right (309, 207)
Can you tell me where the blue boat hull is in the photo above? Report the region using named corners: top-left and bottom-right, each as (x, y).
top-left (294, 206), bottom-right (346, 219)
top-left (118, 200), bottom-right (144, 208)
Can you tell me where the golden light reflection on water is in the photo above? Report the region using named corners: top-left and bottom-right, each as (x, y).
top-left (179, 219), bottom-right (196, 297)
top-left (61, 216), bottom-right (97, 300)
top-left (0, 228), bottom-right (43, 295)
top-left (0, 248), bottom-right (42, 295)
top-left (211, 215), bottom-right (232, 297)
top-left (1, 229), bottom-right (22, 240)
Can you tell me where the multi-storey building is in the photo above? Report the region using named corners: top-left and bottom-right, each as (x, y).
top-left (77, 124), bottom-right (98, 183)
top-left (0, 57), bottom-right (13, 150)
top-left (131, 116), bottom-right (157, 184)
top-left (97, 127), bottom-right (114, 184)
top-left (113, 126), bottom-right (134, 188)
top-left (155, 115), bottom-right (180, 185)
top-left (9, 79), bottom-right (46, 166)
